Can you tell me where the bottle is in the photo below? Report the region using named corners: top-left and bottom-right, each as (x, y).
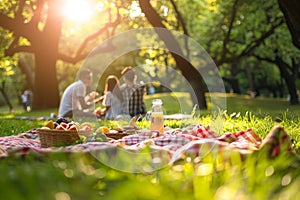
top-left (150, 99), bottom-right (164, 133)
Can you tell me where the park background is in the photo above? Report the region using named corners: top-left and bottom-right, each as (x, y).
top-left (0, 0), bottom-right (300, 200)
top-left (0, 0), bottom-right (299, 112)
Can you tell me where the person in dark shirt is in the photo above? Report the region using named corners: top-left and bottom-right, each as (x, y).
top-left (120, 66), bottom-right (146, 119)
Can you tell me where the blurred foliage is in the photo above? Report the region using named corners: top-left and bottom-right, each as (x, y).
top-left (0, 93), bottom-right (300, 199)
top-left (0, 111), bottom-right (300, 199)
top-left (1, 0), bottom-right (299, 109)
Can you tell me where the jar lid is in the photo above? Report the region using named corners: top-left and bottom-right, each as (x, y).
top-left (152, 99), bottom-right (162, 105)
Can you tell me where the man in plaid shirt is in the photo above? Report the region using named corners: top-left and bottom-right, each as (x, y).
top-left (120, 66), bottom-right (146, 119)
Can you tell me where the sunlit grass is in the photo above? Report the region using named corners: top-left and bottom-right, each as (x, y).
top-left (144, 92), bottom-right (300, 118)
top-left (0, 93), bottom-right (300, 199)
top-left (144, 92), bottom-right (194, 114)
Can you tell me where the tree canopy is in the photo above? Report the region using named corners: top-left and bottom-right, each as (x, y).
top-left (0, 0), bottom-right (299, 111)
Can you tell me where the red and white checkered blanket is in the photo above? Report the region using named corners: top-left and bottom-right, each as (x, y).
top-left (0, 125), bottom-right (296, 165)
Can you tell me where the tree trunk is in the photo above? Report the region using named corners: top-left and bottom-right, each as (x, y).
top-left (245, 63), bottom-right (255, 93)
top-left (0, 81), bottom-right (13, 112)
top-left (33, 45), bottom-right (60, 109)
top-left (279, 79), bottom-right (284, 98)
top-left (139, 0), bottom-right (207, 109)
top-left (278, 0), bottom-right (300, 49)
top-left (172, 53), bottom-right (207, 109)
top-left (223, 77), bottom-right (241, 94)
top-left (275, 56), bottom-right (299, 104)
top-left (223, 61), bottom-right (241, 94)
top-left (18, 55), bottom-right (34, 89)
top-left (31, 0), bottom-right (62, 110)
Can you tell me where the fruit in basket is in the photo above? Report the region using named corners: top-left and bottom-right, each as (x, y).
top-left (40, 126), bottom-right (51, 130)
top-left (44, 120), bottom-right (55, 129)
top-left (60, 122), bottom-right (68, 129)
top-left (68, 124), bottom-right (78, 131)
top-left (55, 118), bottom-right (70, 124)
top-left (41, 119), bottom-right (94, 133)
top-left (66, 122), bottom-right (79, 129)
top-left (56, 124), bottom-right (67, 130)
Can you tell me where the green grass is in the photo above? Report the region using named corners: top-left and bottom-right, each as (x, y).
top-left (1, 91), bottom-right (299, 117)
top-left (144, 92), bottom-right (300, 118)
top-left (0, 93), bottom-right (300, 200)
top-left (224, 93), bottom-right (300, 117)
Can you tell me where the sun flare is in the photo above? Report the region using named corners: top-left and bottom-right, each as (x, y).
top-left (62, 0), bottom-right (93, 23)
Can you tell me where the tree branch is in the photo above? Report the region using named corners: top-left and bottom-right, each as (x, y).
top-left (252, 54), bottom-right (275, 63)
top-left (253, 52), bottom-right (293, 72)
top-left (29, 0), bottom-right (46, 28)
top-left (240, 18), bottom-right (284, 56)
top-left (57, 43), bottom-right (116, 64)
top-left (138, 0), bottom-right (184, 56)
top-left (0, 13), bottom-right (19, 31)
top-left (74, 8), bottom-right (121, 58)
top-left (57, 53), bottom-right (88, 64)
top-left (15, 0), bottom-right (26, 19)
top-left (5, 45), bottom-right (35, 56)
top-left (170, 0), bottom-right (190, 58)
top-left (57, 7), bottom-right (121, 64)
top-left (220, 0), bottom-right (239, 62)
top-left (0, 1), bottom-right (40, 40)
top-left (217, 18), bottom-right (284, 65)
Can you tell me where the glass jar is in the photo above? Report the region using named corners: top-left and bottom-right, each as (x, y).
top-left (150, 99), bottom-right (164, 133)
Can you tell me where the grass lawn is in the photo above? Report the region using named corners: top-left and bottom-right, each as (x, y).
top-left (145, 92), bottom-right (300, 118)
top-left (0, 93), bottom-right (300, 199)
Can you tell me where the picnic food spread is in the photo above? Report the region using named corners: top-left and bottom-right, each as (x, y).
top-left (37, 118), bottom-right (95, 148)
top-left (38, 117), bottom-right (143, 146)
top-left (0, 117), bottom-right (297, 166)
top-left (41, 118), bottom-right (93, 131)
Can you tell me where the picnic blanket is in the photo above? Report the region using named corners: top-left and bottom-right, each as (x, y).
top-left (0, 125), bottom-right (297, 168)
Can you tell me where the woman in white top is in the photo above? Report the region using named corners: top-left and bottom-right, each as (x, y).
top-left (102, 75), bottom-right (123, 120)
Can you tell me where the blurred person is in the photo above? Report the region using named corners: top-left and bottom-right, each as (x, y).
top-left (97, 75), bottom-right (123, 120)
top-left (148, 84), bottom-right (155, 94)
top-left (21, 89), bottom-right (33, 112)
top-left (120, 66), bottom-right (146, 119)
top-left (58, 68), bottom-right (102, 119)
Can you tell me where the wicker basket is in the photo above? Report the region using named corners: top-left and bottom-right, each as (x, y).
top-left (37, 128), bottom-right (92, 148)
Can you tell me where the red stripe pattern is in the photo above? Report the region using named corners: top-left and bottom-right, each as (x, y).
top-left (0, 125), bottom-right (296, 163)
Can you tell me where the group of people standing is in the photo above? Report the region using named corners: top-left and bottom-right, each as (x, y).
top-left (58, 66), bottom-right (146, 120)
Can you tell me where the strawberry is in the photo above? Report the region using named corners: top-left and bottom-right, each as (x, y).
top-left (60, 122), bottom-right (68, 129)
top-left (56, 124), bottom-right (66, 130)
top-left (68, 124), bottom-right (78, 131)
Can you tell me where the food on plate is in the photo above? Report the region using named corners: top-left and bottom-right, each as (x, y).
top-left (129, 116), bottom-right (140, 130)
top-left (79, 122), bottom-right (93, 131)
top-left (108, 129), bottom-right (119, 134)
top-left (96, 126), bottom-right (110, 133)
top-left (93, 132), bottom-right (108, 142)
top-left (113, 127), bottom-right (124, 132)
